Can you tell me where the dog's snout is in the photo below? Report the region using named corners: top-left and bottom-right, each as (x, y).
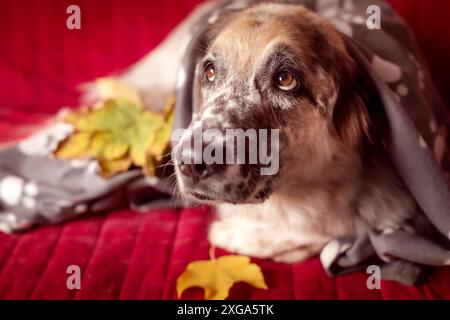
top-left (179, 163), bottom-right (208, 180)
top-left (178, 162), bottom-right (224, 182)
top-left (176, 127), bottom-right (228, 182)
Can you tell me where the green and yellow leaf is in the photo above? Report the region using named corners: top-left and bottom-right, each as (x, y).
top-left (98, 157), bottom-right (133, 178)
top-left (54, 77), bottom-right (174, 178)
top-left (54, 132), bottom-right (92, 159)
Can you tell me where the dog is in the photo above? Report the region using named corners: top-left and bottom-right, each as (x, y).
top-left (83, 1), bottom-right (418, 263)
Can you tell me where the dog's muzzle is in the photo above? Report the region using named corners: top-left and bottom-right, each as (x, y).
top-left (172, 117), bottom-right (280, 204)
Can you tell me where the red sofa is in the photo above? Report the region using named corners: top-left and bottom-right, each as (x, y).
top-left (0, 0), bottom-right (449, 299)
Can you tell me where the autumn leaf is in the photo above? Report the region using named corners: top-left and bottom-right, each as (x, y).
top-left (176, 255), bottom-right (268, 300)
top-left (54, 78), bottom-right (174, 178)
top-left (54, 131), bottom-right (92, 159)
top-left (148, 97), bottom-right (175, 159)
top-left (89, 131), bottom-right (129, 160)
top-left (130, 110), bottom-right (165, 166)
top-left (98, 157), bottom-right (133, 178)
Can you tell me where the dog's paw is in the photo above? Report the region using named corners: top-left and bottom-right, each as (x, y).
top-left (208, 219), bottom-right (272, 258)
top-left (272, 247), bottom-right (319, 264)
top-left (208, 219), bottom-right (295, 259)
top-left (209, 218), bottom-right (324, 263)
top-left (208, 220), bottom-right (242, 254)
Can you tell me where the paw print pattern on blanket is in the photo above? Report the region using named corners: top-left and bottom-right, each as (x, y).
top-left (0, 176), bottom-right (40, 232)
top-left (371, 52), bottom-right (448, 170)
top-left (0, 176), bottom-right (39, 210)
top-left (430, 119), bottom-right (448, 166)
top-left (371, 54), bottom-right (409, 102)
top-left (316, 0), bottom-right (365, 37)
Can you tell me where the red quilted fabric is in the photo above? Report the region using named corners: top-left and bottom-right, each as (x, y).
top-left (0, 0), bottom-right (449, 300)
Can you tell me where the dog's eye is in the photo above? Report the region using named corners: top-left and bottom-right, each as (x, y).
top-left (275, 70), bottom-right (297, 91)
top-left (205, 63), bottom-right (216, 82)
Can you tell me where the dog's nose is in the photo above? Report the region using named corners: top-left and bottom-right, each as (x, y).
top-left (178, 163), bottom-right (216, 181)
top-left (176, 134), bottom-right (227, 181)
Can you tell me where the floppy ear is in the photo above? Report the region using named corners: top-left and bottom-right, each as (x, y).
top-left (308, 48), bottom-right (372, 152)
top-left (332, 73), bottom-right (371, 152)
top-left (331, 52), bottom-right (385, 154)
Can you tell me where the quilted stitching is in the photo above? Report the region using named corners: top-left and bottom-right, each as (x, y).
top-left (0, 204), bottom-right (449, 299)
top-left (29, 225), bottom-right (65, 299)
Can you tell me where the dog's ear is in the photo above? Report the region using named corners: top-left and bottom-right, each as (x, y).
top-left (295, 21), bottom-right (374, 152)
top-left (306, 41), bottom-right (373, 153)
top-left (331, 50), bottom-right (385, 154)
top-left (332, 63), bottom-right (371, 152)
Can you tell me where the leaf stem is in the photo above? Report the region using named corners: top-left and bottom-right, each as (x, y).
top-left (209, 246), bottom-right (216, 260)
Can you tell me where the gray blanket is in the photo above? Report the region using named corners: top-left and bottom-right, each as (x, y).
top-left (0, 0), bottom-right (449, 286)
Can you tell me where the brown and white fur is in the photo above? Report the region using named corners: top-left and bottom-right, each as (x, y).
top-left (83, 2), bottom-right (417, 263)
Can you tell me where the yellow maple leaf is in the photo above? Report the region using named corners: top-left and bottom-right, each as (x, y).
top-left (147, 97), bottom-right (175, 161)
top-left (54, 131), bottom-right (92, 159)
top-left (176, 255), bottom-right (268, 300)
top-left (98, 157), bottom-right (133, 178)
top-left (54, 78), bottom-right (174, 178)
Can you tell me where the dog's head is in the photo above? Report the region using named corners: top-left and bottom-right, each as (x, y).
top-left (173, 3), bottom-right (377, 204)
